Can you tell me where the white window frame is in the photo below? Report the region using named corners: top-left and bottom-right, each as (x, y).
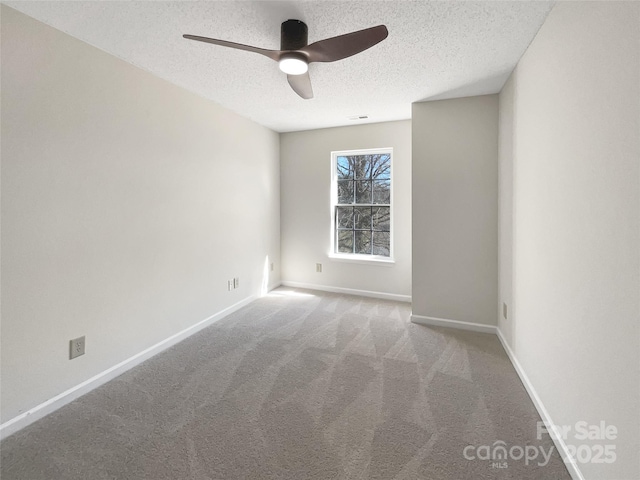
top-left (329, 147), bottom-right (394, 265)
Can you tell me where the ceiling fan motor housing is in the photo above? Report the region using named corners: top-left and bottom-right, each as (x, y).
top-left (281, 20), bottom-right (308, 50)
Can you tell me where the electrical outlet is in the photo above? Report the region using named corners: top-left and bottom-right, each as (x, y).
top-left (69, 336), bottom-right (85, 359)
top-left (270, 262), bottom-right (274, 272)
top-left (234, 277), bottom-right (240, 288)
top-left (503, 302), bottom-right (508, 319)
top-left (228, 280), bottom-right (233, 291)
top-left (316, 263), bottom-right (322, 273)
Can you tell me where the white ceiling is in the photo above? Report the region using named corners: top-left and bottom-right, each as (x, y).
top-left (5, 1), bottom-right (555, 132)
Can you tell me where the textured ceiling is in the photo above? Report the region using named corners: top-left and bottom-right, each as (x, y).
top-left (5, 1), bottom-right (555, 132)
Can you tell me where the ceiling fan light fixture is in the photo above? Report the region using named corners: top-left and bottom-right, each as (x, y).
top-left (184, 22), bottom-right (388, 99)
top-left (279, 55), bottom-right (308, 75)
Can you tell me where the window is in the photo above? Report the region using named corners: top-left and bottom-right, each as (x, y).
top-left (331, 148), bottom-right (392, 259)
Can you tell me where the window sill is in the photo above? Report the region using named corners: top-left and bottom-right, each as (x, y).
top-left (328, 253), bottom-right (395, 266)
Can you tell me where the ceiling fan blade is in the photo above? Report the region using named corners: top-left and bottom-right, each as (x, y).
top-left (287, 72), bottom-right (313, 99)
top-left (183, 35), bottom-right (281, 62)
top-left (300, 25), bottom-right (388, 63)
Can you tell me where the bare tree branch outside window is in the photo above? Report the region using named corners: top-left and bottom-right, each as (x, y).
top-left (335, 152), bottom-right (391, 256)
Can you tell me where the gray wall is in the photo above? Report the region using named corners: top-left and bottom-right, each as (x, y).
top-left (1, 6), bottom-right (281, 423)
top-left (280, 121), bottom-right (411, 299)
top-left (498, 75), bottom-right (515, 344)
top-left (412, 95), bottom-right (498, 326)
top-left (499, 2), bottom-right (639, 478)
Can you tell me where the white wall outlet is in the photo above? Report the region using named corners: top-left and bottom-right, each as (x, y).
top-left (234, 277), bottom-right (239, 288)
top-left (316, 263), bottom-right (322, 273)
top-left (503, 302), bottom-right (508, 319)
top-left (228, 280), bottom-right (233, 291)
top-left (69, 336), bottom-right (85, 359)
top-left (270, 262), bottom-right (274, 272)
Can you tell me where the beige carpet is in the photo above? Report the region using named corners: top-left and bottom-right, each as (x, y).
top-left (1, 287), bottom-right (570, 479)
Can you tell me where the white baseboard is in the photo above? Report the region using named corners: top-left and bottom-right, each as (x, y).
top-left (410, 314), bottom-right (497, 334)
top-left (0, 294), bottom-right (256, 441)
top-left (496, 329), bottom-right (585, 480)
top-left (280, 280), bottom-right (411, 303)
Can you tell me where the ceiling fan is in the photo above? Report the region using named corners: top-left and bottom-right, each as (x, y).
top-left (183, 20), bottom-right (388, 100)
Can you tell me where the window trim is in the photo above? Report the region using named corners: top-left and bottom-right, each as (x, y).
top-left (329, 147), bottom-right (394, 264)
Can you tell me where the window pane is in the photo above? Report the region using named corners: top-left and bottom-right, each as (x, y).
top-left (353, 156), bottom-right (371, 179)
top-left (337, 230), bottom-right (353, 253)
top-left (372, 180), bottom-right (390, 204)
top-left (337, 180), bottom-right (354, 204)
top-left (354, 207), bottom-right (372, 230)
top-left (371, 154), bottom-right (391, 180)
top-left (355, 180), bottom-right (372, 203)
top-left (337, 156), bottom-right (353, 179)
top-left (372, 232), bottom-right (390, 256)
top-left (372, 207), bottom-right (390, 231)
top-left (337, 207), bottom-right (353, 229)
top-left (355, 231), bottom-right (372, 254)
top-left (334, 150), bottom-right (391, 258)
